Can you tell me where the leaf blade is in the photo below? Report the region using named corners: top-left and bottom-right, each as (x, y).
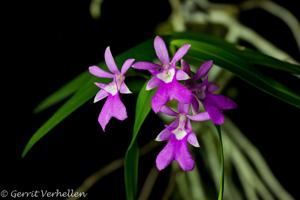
top-left (172, 39), bottom-right (300, 109)
top-left (171, 32), bottom-right (300, 74)
top-left (34, 72), bottom-right (91, 113)
top-left (22, 78), bottom-right (98, 157)
top-left (215, 126), bottom-right (224, 200)
top-left (124, 82), bottom-right (155, 200)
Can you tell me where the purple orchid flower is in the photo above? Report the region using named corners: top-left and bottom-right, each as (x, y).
top-left (89, 47), bottom-right (134, 131)
top-left (132, 36), bottom-right (192, 113)
top-left (155, 103), bottom-right (210, 171)
top-left (182, 60), bottom-right (237, 125)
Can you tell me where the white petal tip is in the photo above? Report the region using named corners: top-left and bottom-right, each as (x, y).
top-left (146, 86), bottom-right (154, 91)
top-left (121, 91), bottom-right (132, 94)
top-left (88, 65), bottom-right (97, 70)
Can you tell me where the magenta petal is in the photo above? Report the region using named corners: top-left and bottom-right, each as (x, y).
top-left (121, 58), bottom-right (135, 74)
top-left (120, 82), bottom-right (132, 94)
top-left (176, 69), bottom-right (190, 81)
top-left (154, 36), bottom-right (170, 65)
top-left (132, 61), bottom-right (160, 70)
top-left (187, 133), bottom-right (200, 147)
top-left (151, 85), bottom-right (169, 113)
top-left (191, 96), bottom-right (200, 114)
top-left (155, 127), bottom-right (171, 141)
top-left (149, 69), bottom-right (159, 75)
top-left (94, 89), bottom-right (108, 103)
top-left (156, 139), bottom-right (175, 171)
top-left (152, 81), bottom-right (192, 113)
top-left (207, 93), bottom-right (237, 110)
top-left (171, 44), bottom-right (191, 66)
top-left (146, 77), bottom-right (160, 90)
top-left (169, 119), bottom-right (179, 130)
top-left (169, 81), bottom-right (192, 105)
top-left (181, 60), bottom-right (191, 75)
top-left (178, 103), bottom-right (189, 114)
top-left (195, 60), bottom-right (213, 80)
top-left (110, 94), bottom-right (127, 120)
top-left (104, 47), bottom-right (120, 73)
top-left (186, 119), bottom-right (193, 131)
top-left (98, 94), bottom-right (127, 131)
top-left (160, 106), bottom-right (178, 116)
top-left (95, 82), bottom-right (107, 89)
top-left (187, 112), bottom-right (210, 122)
top-left (175, 140), bottom-right (195, 171)
top-left (208, 83), bottom-right (219, 92)
top-left (89, 65), bottom-right (113, 78)
top-left (203, 100), bottom-right (224, 125)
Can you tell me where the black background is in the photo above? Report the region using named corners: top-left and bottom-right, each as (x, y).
top-left (1, 0), bottom-right (300, 199)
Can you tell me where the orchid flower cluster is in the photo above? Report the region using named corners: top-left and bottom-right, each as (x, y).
top-left (89, 36), bottom-right (236, 171)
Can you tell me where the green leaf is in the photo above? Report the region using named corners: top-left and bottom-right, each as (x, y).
top-left (215, 126), bottom-right (224, 200)
top-left (170, 32), bottom-right (300, 74)
top-left (124, 82), bottom-right (155, 200)
top-left (22, 39), bottom-right (156, 157)
top-left (171, 39), bottom-right (300, 109)
top-left (34, 72), bottom-right (91, 113)
top-left (240, 48), bottom-right (300, 74)
top-left (125, 142), bottom-right (139, 200)
top-left (22, 78), bottom-right (98, 157)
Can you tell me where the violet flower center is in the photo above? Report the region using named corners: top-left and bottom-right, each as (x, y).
top-left (195, 86), bottom-right (207, 100)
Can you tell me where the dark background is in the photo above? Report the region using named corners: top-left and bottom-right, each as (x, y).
top-left (2, 0), bottom-right (300, 199)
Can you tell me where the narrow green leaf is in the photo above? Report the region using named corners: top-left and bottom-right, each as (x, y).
top-left (22, 78), bottom-right (98, 157)
top-left (126, 76), bottom-right (150, 94)
top-left (171, 32), bottom-right (300, 74)
top-left (215, 126), bottom-right (224, 200)
top-left (171, 39), bottom-right (300, 109)
top-left (22, 40), bottom-right (156, 157)
top-left (34, 72), bottom-right (91, 113)
top-left (124, 82), bottom-right (155, 200)
top-left (240, 48), bottom-right (300, 74)
top-left (125, 142), bottom-right (139, 200)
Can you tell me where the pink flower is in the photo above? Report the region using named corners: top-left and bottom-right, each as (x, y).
top-left (89, 47), bottom-right (134, 131)
top-left (182, 60), bottom-right (237, 125)
top-left (133, 36), bottom-right (192, 113)
top-left (155, 104), bottom-right (210, 171)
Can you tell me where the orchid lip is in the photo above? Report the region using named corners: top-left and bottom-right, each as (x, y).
top-left (104, 83), bottom-right (118, 96)
top-left (172, 114), bottom-right (188, 140)
top-left (156, 68), bottom-right (175, 83)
